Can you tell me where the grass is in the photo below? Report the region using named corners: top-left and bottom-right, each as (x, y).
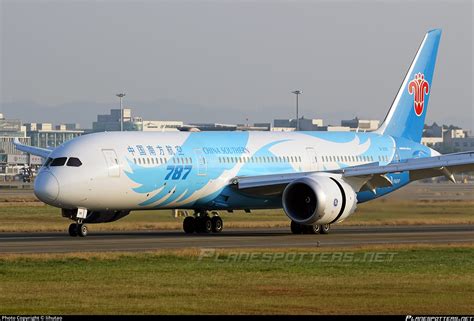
top-left (0, 198), bottom-right (472, 232)
top-left (0, 244), bottom-right (473, 314)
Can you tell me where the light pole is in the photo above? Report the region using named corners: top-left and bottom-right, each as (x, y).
top-left (116, 93), bottom-right (126, 131)
top-left (291, 90), bottom-right (302, 131)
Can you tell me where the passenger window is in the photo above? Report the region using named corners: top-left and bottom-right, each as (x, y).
top-left (50, 157), bottom-right (67, 166)
top-left (66, 157), bottom-right (82, 167)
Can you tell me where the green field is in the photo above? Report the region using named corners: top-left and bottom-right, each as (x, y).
top-left (0, 198), bottom-right (472, 232)
top-left (0, 245), bottom-right (473, 314)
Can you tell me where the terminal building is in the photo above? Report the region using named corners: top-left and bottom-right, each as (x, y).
top-left (340, 118), bottom-right (380, 131)
top-left (143, 120), bottom-right (183, 132)
top-left (92, 108), bottom-right (142, 132)
top-left (93, 108), bottom-right (183, 132)
top-left (25, 122), bottom-right (84, 148)
top-left (273, 118), bottom-right (324, 131)
top-left (0, 114), bottom-right (30, 154)
top-left (0, 114), bottom-right (42, 180)
top-left (421, 123), bottom-right (473, 153)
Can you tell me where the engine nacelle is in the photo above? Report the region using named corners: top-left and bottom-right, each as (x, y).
top-left (62, 208), bottom-right (131, 223)
top-left (282, 174), bottom-right (357, 225)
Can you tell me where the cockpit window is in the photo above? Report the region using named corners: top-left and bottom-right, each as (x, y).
top-left (44, 158), bottom-right (53, 167)
top-left (66, 157), bottom-right (82, 167)
top-left (50, 157), bottom-right (67, 166)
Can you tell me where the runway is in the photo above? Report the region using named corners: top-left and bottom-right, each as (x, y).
top-left (0, 224), bottom-right (472, 254)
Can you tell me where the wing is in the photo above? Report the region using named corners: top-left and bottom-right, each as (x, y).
top-left (232, 151), bottom-right (474, 196)
top-left (13, 138), bottom-right (52, 159)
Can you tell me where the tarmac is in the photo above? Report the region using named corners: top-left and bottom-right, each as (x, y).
top-left (0, 224), bottom-right (472, 254)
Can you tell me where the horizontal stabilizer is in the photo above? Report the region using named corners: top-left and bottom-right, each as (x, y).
top-left (13, 138), bottom-right (52, 158)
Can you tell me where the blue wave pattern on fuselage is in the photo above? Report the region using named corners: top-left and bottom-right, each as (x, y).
top-left (236, 139), bottom-right (296, 176)
top-left (123, 131), bottom-right (435, 209)
top-left (124, 132), bottom-right (250, 208)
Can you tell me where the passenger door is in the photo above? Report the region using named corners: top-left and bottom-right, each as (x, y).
top-left (102, 149), bottom-right (120, 177)
top-left (194, 148), bottom-right (207, 176)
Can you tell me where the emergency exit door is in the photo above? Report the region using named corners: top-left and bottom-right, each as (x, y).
top-left (306, 147), bottom-right (319, 171)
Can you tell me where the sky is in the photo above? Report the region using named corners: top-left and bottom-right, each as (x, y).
top-left (0, 0), bottom-right (472, 130)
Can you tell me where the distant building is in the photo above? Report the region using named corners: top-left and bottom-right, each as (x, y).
top-left (0, 114), bottom-right (42, 178)
top-left (423, 122), bottom-right (443, 137)
top-left (443, 131), bottom-right (474, 152)
top-left (273, 118), bottom-right (323, 131)
top-left (25, 122), bottom-right (84, 148)
top-left (421, 122), bottom-right (471, 153)
top-left (93, 108), bottom-right (184, 133)
top-left (236, 125), bottom-right (269, 131)
top-left (341, 117), bottom-right (380, 131)
top-left (253, 123), bottom-right (272, 130)
top-left (92, 108), bottom-right (143, 132)
top-left (421, 136), bottom-right (444, 149)
top-left (0, 113), bottom-right (31, 155)
top-left (142, 120), bottom-right (183, 132)
top-left (325, 125), bottom-right (351, 132)
top-left (271, 127), bottom-right (295, 132)
top-left (182, 123), bottom-right (238, 131)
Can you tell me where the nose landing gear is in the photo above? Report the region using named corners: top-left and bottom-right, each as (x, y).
top-left (64, 208), bottom-right (89, 237)
top-left (68, 221), bottom-right (88, 237)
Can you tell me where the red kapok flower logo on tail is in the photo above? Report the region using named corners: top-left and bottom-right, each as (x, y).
top-left (408, 73), bottom-right (430, 116)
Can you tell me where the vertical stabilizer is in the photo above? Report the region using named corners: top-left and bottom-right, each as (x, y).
top-left (375, 29), bottom-right (441, 142)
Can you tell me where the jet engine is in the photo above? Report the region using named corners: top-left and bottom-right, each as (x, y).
top-left (62, 208), bottom-right (131, 223)
top-left (282, 174), bottom-right (357, 225)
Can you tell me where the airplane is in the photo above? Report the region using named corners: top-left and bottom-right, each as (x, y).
top-left (14, 29), bottom-right (474, 237)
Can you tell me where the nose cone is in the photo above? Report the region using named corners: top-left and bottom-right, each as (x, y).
top-left (34, 171), bottom-right (59, 203)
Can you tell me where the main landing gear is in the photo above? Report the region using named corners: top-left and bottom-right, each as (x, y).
top-left (68, 221), bottom-right (88, 237)
top-left (183, 211), bottom-right (223, 234)
top-left (290, 221), bottom-right (331, 234)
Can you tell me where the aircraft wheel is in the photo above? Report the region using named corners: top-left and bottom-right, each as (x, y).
top-left (211, 216), bottom-right (223, 233)
top-left (183, 216), bottom-right (196, 234)
top-left (304, 224), bottom-right (320, 234)
top-left (290, 221), bottom-right (303, 234)
top-left (68, 223), bottom-right (78, 237)
top-left (202, 216), bottom-right (212, 234)
top-left (320, 224), bottom-right (330, 234)
top-left (77, 224), bottom-right (88, 237)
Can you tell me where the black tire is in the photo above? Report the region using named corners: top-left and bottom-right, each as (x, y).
top-left (304, 224), bottom-right (320, 234)
top-left (211, 216), bottom-right (223, 233)
top-left (68, 223), bottom-right (78, 237)
top-left (77, 224), bottom-right (88, 237)
top-left (320, 224), bottom-right (330, 234)
top-left (194, 217), bottom-right (203, 233)
top-left (290, 221), bottom-right (303, 234)
top-left (202, 217), bottom-right (212, 234)
top-left (183, 216), bottom-right (195, 234)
